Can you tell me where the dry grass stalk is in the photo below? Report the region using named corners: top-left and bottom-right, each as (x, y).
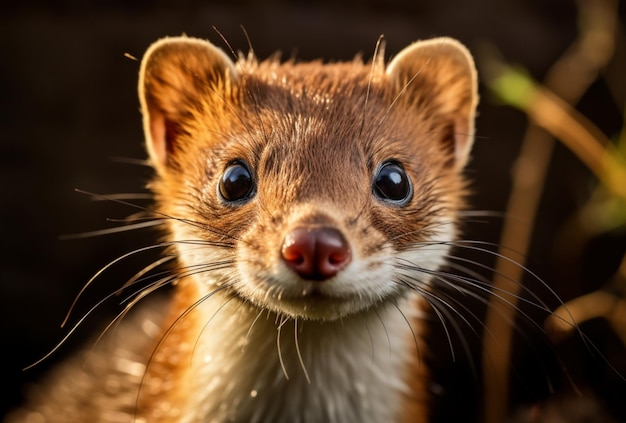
top-left (480, 1), bottom-right (619, 422)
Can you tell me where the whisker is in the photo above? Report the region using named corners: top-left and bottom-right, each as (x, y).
top-left (414, 280), bottom-right (480, 376)
top-left (46, 255), bottom-right (234, 371)
top-left (395, 249), bottom-right (558, 373)
top-left (245, 308), bottom-right (265, 347)
top-left (118, 255), bottom-right (175, 292)
top-left (373, 308), bottom-right (392, 356)
top-left (60, 237), bottom-right (235, 357)
top-left (391, 301), bottom-right (421, 364)
top-left (367, 42), bottom-right (440, 147)
top-left (179, 36), bottom-right (265, 151)
top-left (23, 268), bottom-right (173, 371)
top-left (444, 254), bottom-right (552, 313)
top-left (59, 219), bottom-right (165, 240)
top-left (443, 240), bottom-right (579, 319)
top-left (240, 25), bottom-right (255, 59)
top-left (117, 260), bottom-right (234, 310)
top-left (134, 281), bottom-right (237, 419)
top-left (62, 242), bottom-right (175, 328)
top-left (276, 314), bottom-right (290, 381)
top-left (360, 317), bottom-right (376, 363)
top-left (86, 192), bottom-right (153, 201)
top-left (359, 35), bottom-right (385, 139)
top-left (23, 294), bottom-right (116, 371)
top-left (212, 26), bottom-right (239, 61)
top-left (106, 214), bottom-right (161, 223)
top-left (400, 256), bottom-right (607, 389)
top-left (108, 157), bottom-right (152, 167)
top-left (403, 262), bottom-right (548, 335)
top-left (75, 189), bottom-right (235, 240)
top-left (425, 290), bottom-right (495, 383)
top-left (294, 318), bottom-right (311, 384)
top-left (425, 295), bottom-right (457, 362)
top-left (86, 274), bottom-right (171, 361)
top-left (457, 209), bottom-right (507, 219)
top-left (212, 26), bottom-right (271, 151)
top-left (192, 293), bottom-right (239, 364)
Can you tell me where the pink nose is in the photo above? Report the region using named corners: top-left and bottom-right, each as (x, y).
top-left (281, 227), bottom-right (351, 280)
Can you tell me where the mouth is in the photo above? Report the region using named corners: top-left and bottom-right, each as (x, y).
top-left (239, 279), bottom-right (391, 322)
top-left (233, 254), bottom-right (404, 321)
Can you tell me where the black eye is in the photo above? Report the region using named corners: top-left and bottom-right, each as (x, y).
top-left (372, 161), bottom-right (412, 205)
top-left (218, 161), bottom-right (255, 203)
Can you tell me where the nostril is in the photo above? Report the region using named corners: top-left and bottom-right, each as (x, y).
top-left (282, 228), bottom-right (316, 277)
top-left (329, 252), bottom-right (346, 265)
top-left (281, 227), bottom-right (351, 281)
top-left (282, 247), bottom-right (305, 265)
top-left (315, 228), bottom-right (351, 276)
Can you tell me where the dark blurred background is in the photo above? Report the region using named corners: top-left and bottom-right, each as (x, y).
top-left (1, 1), bottom-right (625, 422)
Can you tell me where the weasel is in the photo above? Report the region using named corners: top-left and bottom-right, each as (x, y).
top-left (7, 34), bottom-right (478, 423)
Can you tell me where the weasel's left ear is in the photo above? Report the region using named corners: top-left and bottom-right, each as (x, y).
top-left (138, 36), bottom-right (237, 175)
top-left (386, 37), bottom-right (478, 169)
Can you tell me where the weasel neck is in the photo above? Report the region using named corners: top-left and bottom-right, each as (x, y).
top-left (151, 282), bottom-right (424, 423)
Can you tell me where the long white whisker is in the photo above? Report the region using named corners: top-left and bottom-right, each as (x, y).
top-left (59, 219), bottom-right (165, 240)
top-left (294, 319), bottom-right (311, 384)
top-left (23, 269), bottom-right (174, 372)
top-left (367, 55), bottom-right (433, 146)
top-left (61, 242), bottom-right (174, 327)
top-left (360, 317), bottom-right (376, 363)
top-left (118, 255), bottom-right (175, 292)
top-left (445, 254), bottom-right (552, 312)
top-left (245, 308), bottom-right (265, 347)
top-left (87, 275), bottom-right (171, 360)
top-left (135, 282), bottom-right (237, 419)
top-left (359, 34), bottom-right (385, 138)
top-left (373, 308), bottom-right (392, 356)
top-left (192, 294), bottom-right (239, 364)
top-left (391, 301), bottom-right (421, 363)
top-left (276, 315), bottom-right (290, 381)
top-left (414, 282), bottom-right (479, 376)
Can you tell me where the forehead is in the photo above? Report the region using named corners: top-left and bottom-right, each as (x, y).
top-left (233, 60), bottom-right (403, 153)
top-left (242, 59), bottom-right (374, 96)
top-left (207, 59), bottom-right (437, 181)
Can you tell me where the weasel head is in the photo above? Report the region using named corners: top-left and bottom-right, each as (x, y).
top-left (138, 35), bottom-right (478, 321)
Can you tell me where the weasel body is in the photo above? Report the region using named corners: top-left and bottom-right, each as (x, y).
top-left (8, 35), bottom-right (478, 423)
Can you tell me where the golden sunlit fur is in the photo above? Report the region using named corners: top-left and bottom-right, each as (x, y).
top-left (7, 35), bottom-right (478, 423)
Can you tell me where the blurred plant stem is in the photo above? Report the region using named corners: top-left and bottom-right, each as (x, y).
top-left (546, 254), bottom-right (626, 343)
top-left (479, 1), bottom-right (619, 422)
top-left (488, 67), bottom-right (626, 199)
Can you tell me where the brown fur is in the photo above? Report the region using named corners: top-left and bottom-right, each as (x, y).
top-left (7, 35), bottom-right (478, 423)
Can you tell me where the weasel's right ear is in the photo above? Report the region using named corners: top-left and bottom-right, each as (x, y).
top-left (386, 38), bottom-right (478, 170)
top-left (138, 36), bottom-right (236, 174)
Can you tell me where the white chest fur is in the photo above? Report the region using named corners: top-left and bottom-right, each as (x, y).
top-left (180, 291), bottom-right (421, 423)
